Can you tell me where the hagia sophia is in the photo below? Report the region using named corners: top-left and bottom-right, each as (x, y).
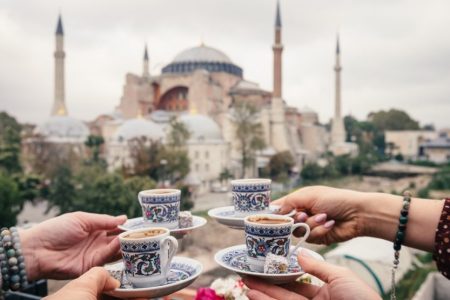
top-left (33, 1), bottom-right (357, 195)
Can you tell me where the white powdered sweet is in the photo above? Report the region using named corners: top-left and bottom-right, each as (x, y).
top-left (264, 253), bottom-right (289, 274)
top-left (178, 211), bottom-right (193, 228)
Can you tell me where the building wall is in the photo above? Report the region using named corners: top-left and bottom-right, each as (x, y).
top-left (385, 130), bottom-right (438, 159)
top-left (423, 148), bottom-right (450, 164)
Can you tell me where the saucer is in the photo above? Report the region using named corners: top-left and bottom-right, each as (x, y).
top-left (118, 216), bottom-right (207, 239)
top-left (214, 245), bottom-right (324, 285)
top-left (208, 205), bottom-right (296, 230)
top-left (104, 256), bottom-right (202, 299)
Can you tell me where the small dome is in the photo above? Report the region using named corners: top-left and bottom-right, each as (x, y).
top-left (114, 118), bottom-right (164, 141)
top-left (173, 45), bottom-right (232, 63)
top-left (35, 115), bottom-right (89, 143)
top-left (179, 114), bottom-right (222, 141)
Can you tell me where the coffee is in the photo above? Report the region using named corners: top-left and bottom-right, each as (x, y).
top-left (123, 229), bottom-right (165, 239)
top-left (248, 217), bottom-right (289, 225)
top-left (141, 190), bottom-right (172, 195)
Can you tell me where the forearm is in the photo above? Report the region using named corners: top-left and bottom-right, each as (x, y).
top-left (361, 192), bottom-right (444, 252)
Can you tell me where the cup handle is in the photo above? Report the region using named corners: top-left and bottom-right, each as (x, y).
top-left (288, 223), bottom-right (310, 258)
top-left (161, 236), bottom-right (178, 276)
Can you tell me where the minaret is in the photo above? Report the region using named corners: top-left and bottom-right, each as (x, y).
top-left (331, 35), bottom-right (346, 144)
top-left (51, 14), bottom-right (68, 116)
top-left (143, 44), bottom-right (150, 78)
top-left (270, 0), bottom-right (289, 152)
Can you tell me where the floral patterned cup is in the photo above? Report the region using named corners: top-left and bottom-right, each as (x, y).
top-left (231, 179), bottom-right (271, 217)
top-left (138, 189), bottom-right (181, 229)
top-left (119, 227), bottom-right (178, 287)
top-left (244, 214), bottom-right (310, 272)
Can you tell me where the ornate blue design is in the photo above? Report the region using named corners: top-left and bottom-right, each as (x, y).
top-left (232, 183), bottom-right (271, 192)
top-left (123, 252), bottom-right (161, 276)
top-left (246, 236), bottom-right (290, 258)
top-left (139, 193), bottom-right (180, 204)
top-left (220, 248), bottom-right (301, 273)
top-left (141, 202), bottom-right (180, 223)
top-left (233, 191), bottom-right (270, 213)
top-left (121, 241), bottom-right (160, 253)
top-left (245, 224), bottom-right (291, 237)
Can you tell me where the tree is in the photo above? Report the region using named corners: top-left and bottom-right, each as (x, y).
top-left (0, 111), bottom-right (22, 174)
top-left (47, 165), bottom-right (77, 213)
top-left (166, 117), bottom-right (190, 149)
top-left (368, 109), bottom-right (420, 131)
top-left (231, 102), bottom-right (265, 177)
top-left (85, 135), bottom-right (105, 163)
top-left (301, 163), bottom-right (323, 182)
top-left (268, 151), bottom-right (295, 181)
top-left (0, 172), bottom-right (23, 226)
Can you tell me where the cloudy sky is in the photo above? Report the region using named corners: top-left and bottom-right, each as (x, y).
top-left (1, 0), bottom-right (449, 128)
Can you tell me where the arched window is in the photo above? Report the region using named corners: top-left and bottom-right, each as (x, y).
top-left (157, 86), bottom-right (189, 112)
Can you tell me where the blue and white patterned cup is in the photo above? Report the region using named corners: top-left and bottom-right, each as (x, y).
top-left (138, 189), bottom-right (181, 229)
top-left (119, 227), bottom-right (178, 287)
top-left (244, 214), bottom-right (310, 272)
top-left (231, 178), bottom-right (271, 217)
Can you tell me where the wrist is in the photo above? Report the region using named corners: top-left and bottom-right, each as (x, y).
top-left (359, 192), bottom-right (402, 241)
top-left (19, 228), bottom-right (42, 281)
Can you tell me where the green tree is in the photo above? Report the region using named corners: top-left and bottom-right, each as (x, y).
top-left (231, 102), bottom-right (265, 177)
top-left (166, 118), bottom-right (190, 148)
top-left (0, 111), bottom-right (22, 174)
top-left (47, 165), bottom-right (77, 213)
top-left (85, 135), bottom-right (105, 163)
top-left (301, 163), bottom-right (323, 182)
top-left (268, 151), bottom-right (295, 181)
top-left (368, 109), bottom-right (420, 131)
top-left (0, 172), bottom-right (23, 226)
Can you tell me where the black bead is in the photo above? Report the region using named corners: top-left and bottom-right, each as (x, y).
top-left (400, 209), bottom-right (409, 217)
top-left (394, 243), bottom-right (401, 251)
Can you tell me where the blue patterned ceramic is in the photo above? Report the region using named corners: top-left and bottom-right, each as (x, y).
top-left (231, 179), bottom-right (271, 217)
top-left (118, 215), bottom-right (207, 239)
top-left (207, 205), bottom-right (296, 230)
top-left (214, 245), bottom-right (323, 285)
top-left (138, 189), bottom-right (181, 229)
top-left (244, 214), bottom-right (310, 272)
top-left (105, 256), bottom-right (203, 299)
top-left (119, 227), bottom-right (178, 287)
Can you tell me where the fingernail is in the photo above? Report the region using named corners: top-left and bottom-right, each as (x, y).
top-left (296, 212), bottom-right (308, 222)
top-left (299, 249), bottom-right (313, 258)
top-left (314, 213), bottom-right (327, 223)
top-left (324, 219), bottom-right (335, 229)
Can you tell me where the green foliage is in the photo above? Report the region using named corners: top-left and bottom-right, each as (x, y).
top-left (47, 165), bottom-right (77, 213)
top-left (166, 118), bottom-right (190, 148)
top-left (428, 166), bottom-right (450, 190)
top-left (0, 111), bottom-right (22, 174)
top-left (382, 266), bottom-right (436, 300)
top-left (85, 135), bottom-right (105, 163)
top-left (177, 184), bottom-right (194, 211)
top-left (0, 172), bottom-right (23, 226)
top-left (301, 163), bottom-right (324, 181)
top-left (267, 151), bottom-right (295, 181)
top-left (231, 101), bottom-right (265, 177)
top-left (219, 168), bottom-right (233, 182)
top-left (369, 109), bottom-right (420, 131)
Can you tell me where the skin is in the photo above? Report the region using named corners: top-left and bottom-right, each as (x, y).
top-left (44, 267), bottom-right (120, 300)
top-left (19, 212), bottom-right (127, 280)
top-left (247, 185), bottom-right (445, 299)
top-left (245, 250), bottom-right (381, 300)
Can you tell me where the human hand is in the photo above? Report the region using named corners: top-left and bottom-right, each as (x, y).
top-left (244, 250), bottom-right (381, 300)
top-left (20, 212), bottom-right (127, 280)
top-left (273, 186), bottom-right (367, 244)
top-left (44, 267), bottom-right (120, 300)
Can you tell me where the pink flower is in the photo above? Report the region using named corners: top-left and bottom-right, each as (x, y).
top-left (195, 288), bottom-right (224, 300)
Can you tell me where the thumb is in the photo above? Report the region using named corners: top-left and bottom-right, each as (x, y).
top-left (81, 267), bottom-right (120, 294)
top-left (297, 250), bottom-right (348, 283)
top-left (74, 212), bottom-right (127, 232)
top-left (272, 194), bottom-right (295, 214)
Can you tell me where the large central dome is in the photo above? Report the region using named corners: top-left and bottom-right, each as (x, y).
top-left (173, 45), bottom-right (232, 63)
top-left (162, 44), bottom-right (242, 77)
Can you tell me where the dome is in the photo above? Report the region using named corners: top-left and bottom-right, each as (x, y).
top-left (162, 45), bottom-right (243, 77)
top-left (178, 114), bottom-right (222, 141)
top-left (114, 118), bottom-right (165, 141)
top-left (35, 115), bottom-right (89, 143)
top-left (173, 45), bottom-right (232, 63)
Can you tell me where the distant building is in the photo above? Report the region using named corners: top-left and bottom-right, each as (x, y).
top-left (385, 130), bottom-right (438, 160)
top-left (419, 132), bottom-right (450, 164)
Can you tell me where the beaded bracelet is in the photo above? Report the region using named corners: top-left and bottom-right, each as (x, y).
top-left (0, 227), bottom-right (28, 296)
top-left (390, 191), bottom-right (411, 300)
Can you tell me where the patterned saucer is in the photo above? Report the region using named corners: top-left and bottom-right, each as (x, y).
top-left (208, 205), bottom-right (296, 230)
top-left (104, 256), bottom-right (202, 299)
top-left (214, 245), bottom-right (324, 285)
top-left (118, 216), bottom-right (207, 239)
